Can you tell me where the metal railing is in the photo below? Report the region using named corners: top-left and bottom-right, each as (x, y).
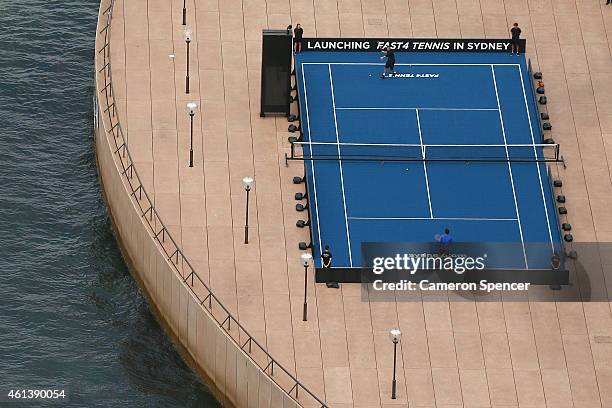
top-left (95, 1), bottom-right (327, 406)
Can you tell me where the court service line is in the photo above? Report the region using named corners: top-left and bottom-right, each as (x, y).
top-left (491, 65), bottom-right (529, 269)
top-left (518, 64), bottom-right (554, 251)
top-left (335, 107), bottom-right (499, 111)
top-left (300, 63), bottom-right (323, 254)
top-left (348, 217), bottom-right (518, 221)
top-left (415, 109), bottom-right (433, 218)
top-left (328, 64), bottom-right (354, 267)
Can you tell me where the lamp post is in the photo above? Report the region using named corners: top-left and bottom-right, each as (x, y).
top-left (242, 177), bottom-right (254, 244)
top-left (186, 102), bottom-right (197, 167)
top-left (182, 0), bottom-right (187, 25)
top-left (301, 253), bottom-right (312, 321)
top-left (184, 29), bottom-right (192, 94)
top-left (390, 328), bottom-right (401, 399)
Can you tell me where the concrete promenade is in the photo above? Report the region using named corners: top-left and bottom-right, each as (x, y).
top-left (101, 0), bottom-right (612, 405)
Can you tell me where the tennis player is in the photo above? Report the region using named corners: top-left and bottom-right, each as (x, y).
top-left (439, 228), bottom-right (453, 255)
top-left (380, 46), bottom-right (397, 78)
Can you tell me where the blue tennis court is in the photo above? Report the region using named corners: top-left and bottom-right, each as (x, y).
top-left (294, 51), bottom-right (564, 276)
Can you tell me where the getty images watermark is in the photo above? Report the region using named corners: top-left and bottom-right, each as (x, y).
top-left (370, 252), bottom-right (531, 292)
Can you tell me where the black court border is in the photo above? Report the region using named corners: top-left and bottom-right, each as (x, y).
top-left (292, 37), bottom-right (569, 286)
top-left (300, 38), bottom-right (527, 53)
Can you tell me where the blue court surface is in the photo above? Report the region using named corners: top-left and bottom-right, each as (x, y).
top-left (294, 51), bottom-right (565, 275)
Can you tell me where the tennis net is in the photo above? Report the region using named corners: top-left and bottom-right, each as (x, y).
top-left (288, 141), bottom-right (562, 163)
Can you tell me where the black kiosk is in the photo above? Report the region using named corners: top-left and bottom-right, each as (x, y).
top-left (260, 29), bottom-right (293, 117)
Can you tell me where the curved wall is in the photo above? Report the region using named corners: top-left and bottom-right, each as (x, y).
top-left (92, 0), bottom-right (325, 407)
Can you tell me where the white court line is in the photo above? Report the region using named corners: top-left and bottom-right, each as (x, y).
top-left (349, 217), bottom-right (518, 221)
top-left (294, 141), bottom-right (554, 148)
top-left (335, 107), bottom-right (499, 111)
top-left (415, 109), bottom-right (433, 219)
top-left (328, 64), bottom-right (354, 267)
top-left (491, 65), bottom-right (528, 269)
top-left (518, 64), bottom-right (554, 251)
top-left (302, 62), bottom-right (522, 67)
top-left (300, 64), bottom-right (323, 255)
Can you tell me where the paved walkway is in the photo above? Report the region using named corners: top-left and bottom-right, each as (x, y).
top-left (108, 0), bottom-right (612, 405)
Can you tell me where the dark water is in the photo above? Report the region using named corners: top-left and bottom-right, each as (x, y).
top-left (0, 0), bottom-right (220, 406)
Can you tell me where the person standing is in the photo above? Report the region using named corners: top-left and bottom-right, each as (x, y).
top-left (294, 24), bottom-right (304, 54)
top-left (438, 228), bottom-right (453, 256)
top-left (510, 23), bottom-right (522, 55)
top-left (322, 245), bottom-right (338, 288)
top-left (380, 46), bottom-right (397, 78)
